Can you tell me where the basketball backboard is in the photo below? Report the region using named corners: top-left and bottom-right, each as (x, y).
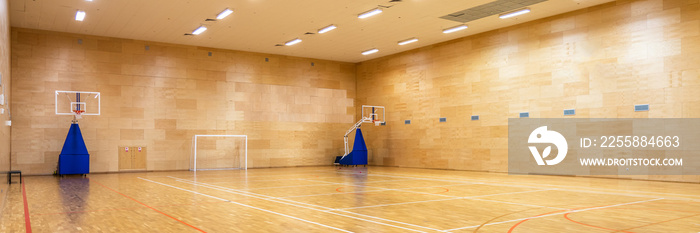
top-left (55, 91), bottom-right (101, 118)
top-left (361, 105), bottom-right (385, 124)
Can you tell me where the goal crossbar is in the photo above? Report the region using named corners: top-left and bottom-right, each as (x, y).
top-left (191, 135), bottom-right (248, 171)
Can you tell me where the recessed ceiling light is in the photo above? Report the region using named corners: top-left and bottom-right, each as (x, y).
top-left (75, 10), bottom-right (86, 21)
top-left (499, 8), bottom-right (531, 19)
top-left (285, 38), bottom-right (302, 46)
top-left (217, 8), bottom-right (234, 20)
top-left (398, 38), bottom-right (418, 45)
top-left (318, 25), bottom-right (337, 34)
top-left (358, 8), bottom-right (382, 19)
top-left (362, 48), bottom-right (379, 55)
top-left (192, 26), bottom-right (207, 35)
top-left (442, 25), bottom-right (468, 34)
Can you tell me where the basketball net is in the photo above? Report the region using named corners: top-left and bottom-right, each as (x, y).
top-left (73, 110), bottom-right (84, 120)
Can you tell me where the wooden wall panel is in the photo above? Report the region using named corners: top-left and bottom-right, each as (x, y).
top-left (356, 0), bottom-right (700, 183)
top-left (0, 0), bottom-right (11, 210)
top-left (10, 28), bottom-right (356, 174)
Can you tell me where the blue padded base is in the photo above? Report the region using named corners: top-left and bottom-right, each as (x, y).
top-left (58, 123), bottom-right (90, 175)
top-left (59, 154), bottom-right (90, 175)
top-left (339, 128), bottom-right (368, 165)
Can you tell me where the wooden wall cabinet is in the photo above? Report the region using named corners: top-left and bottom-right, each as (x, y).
top-left (118, 146), bottom-right (147, 170)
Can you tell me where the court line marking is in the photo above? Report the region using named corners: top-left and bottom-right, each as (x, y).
top-left (297, 178), bottom-right (566, 211)
top-left (279, 189), bottom-right (387, 198)
top-left (308, 180), bottom-right (456, 197)
top-left (179, 176), bottom-right (558, 231)
top-left (280, 183), bottom-right (476, 198)
top-left (365, 173), bottom-right (689, 206)
top-left (468, 197), bottom-right (568, 210)
top-left (161, 170), bottom-right (335, 179)
top-left (391, 188), bottom-right (454, 197)
top-left (149, 169), bottom-right (693, 232)
top-left (192, 176), bottom-right (338, 182)
top-left (325, 178), bottom-right (421, 184)
top-left (564, 206), bottom-right (700, 232)
top-left (243, 183), bottom-right (340, 190)
top-left (164, 177), bottom-right (442, 232)
top-left (366, 173), bottom-right (554, 189)
top-left (338, 189), bottom-right (558, 210)
top-left (22, 178), bottom-right (32, 233)
top-left (240, 177), bottom-right (424, 190)
top-left (167, 177), bottom-right (441, 233)
top-left (368, 172), bottom-right (700, 200)
top-left (329, 171), bottom-right (700, 209)
top-left (150, 172), bottom-right (334, 180)
top-left (167, 177), bottom-right (340, 210)
top-left (89, 178), bottom-right (207, 233)
top-left (169, 170), bottom-right (685, 232)
top-left (174, 179), bottom-right (445, 233)
top-left (224, 177), bottom-right (420, 190)
top-left (205, 177), bottom-right (414, 185)
top-left (296, 179), bottom-right (460, 198)
top-left (310, 172), bottom-right (669, 213)
top-left (307, 177), bottom-right (482, 186)
top-left (137, 177), bottom-right (353, 233)
top-left (339, 197), bottom-right (464, 210)
top-left (293, 178), bottom-right (569, 211)
top-left (366, 173), bottom-right (700, 201)
top-left (206, 178), bottom-right (314, 184)
top-left (443, 198), bottom-right (664, 231)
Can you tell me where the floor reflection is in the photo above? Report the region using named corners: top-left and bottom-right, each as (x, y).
top-left (58, 176), bottom-right (90, 223)
top-left (338, 167), bottom-right (368, 205)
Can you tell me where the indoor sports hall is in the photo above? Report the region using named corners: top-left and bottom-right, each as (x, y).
top-left (0, 0), bottom-right (699, 232)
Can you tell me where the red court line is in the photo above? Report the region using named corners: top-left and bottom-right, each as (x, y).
top-left (617, 212), bottom-right (700, 232)
top-left (563, 212), bottom-right (634, 233)
top-left (89, 178), bottom-right (207, 233)
top-left (509, 201), bottom-right (689, 232)
top-left (22, 177), bottom-right (32, 233)
top-left (564, 206), bottom-right (700, 232)
top-left (507, 209), bottom-right (566, 233)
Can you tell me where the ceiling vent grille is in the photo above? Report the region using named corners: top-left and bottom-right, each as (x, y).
top-left (440, 0), bottom-right (547, 23)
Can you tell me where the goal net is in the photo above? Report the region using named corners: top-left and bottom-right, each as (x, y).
top-left (191, 135), bottom-right (247, 171)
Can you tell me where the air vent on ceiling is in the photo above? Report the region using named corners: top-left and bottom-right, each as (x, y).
top-left (440, 0), bottom-right (547, 23)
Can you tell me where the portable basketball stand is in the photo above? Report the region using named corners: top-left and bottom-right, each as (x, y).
top-left (56, 91), bottom-right (99, 177)
top-left (336, 105), bottom-right (384, 167)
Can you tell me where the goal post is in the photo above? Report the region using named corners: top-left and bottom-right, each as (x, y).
top-left (191, 135), bottom-right (247, 171)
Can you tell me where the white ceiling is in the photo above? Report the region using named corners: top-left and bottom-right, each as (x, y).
top-left (9, 0), bottom-right (615, 63)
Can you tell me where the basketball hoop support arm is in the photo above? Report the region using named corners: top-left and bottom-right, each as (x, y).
top-left (343, 117), bottom-right (371, 157)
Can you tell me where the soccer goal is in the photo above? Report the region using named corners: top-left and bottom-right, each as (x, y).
top-left (191, 135), bottom-right (247, 171)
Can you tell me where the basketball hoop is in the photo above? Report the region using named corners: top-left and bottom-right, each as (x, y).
top-left (73, 110), bottom-right (85, 119)
top-left (374, 121), bottom-right (381, 126)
